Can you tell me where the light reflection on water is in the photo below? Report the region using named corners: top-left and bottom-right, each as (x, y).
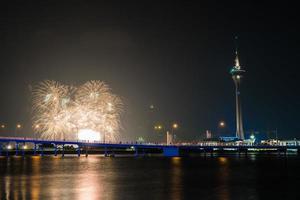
top-left (217, 157), bottom-right (230, 200)
top-left (0, 155), bottom-right (299, 200)
top-left (170, 157), bottom-right (182, 200)
top-left (30, 156), bottom-right (41, 200)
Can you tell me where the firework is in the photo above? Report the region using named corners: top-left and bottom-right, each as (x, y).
top-left (32, 80), bottom-right (123, 142)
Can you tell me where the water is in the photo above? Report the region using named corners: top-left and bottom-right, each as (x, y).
top-left (1, 155), bottom-right (300, 200)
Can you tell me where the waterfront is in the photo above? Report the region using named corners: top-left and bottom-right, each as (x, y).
top-left (1, 155), bottom-right (300, 200)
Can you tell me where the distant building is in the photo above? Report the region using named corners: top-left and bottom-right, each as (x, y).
top-left (206, 130), bottom-right (212, 139)
top-left (166, 131), bottom-right (173, 145)
top-left (219, 136), bottom-right (239, 142)
top-left (278, 140), bottom-right (300, 146)
top-left (137, 137), bottom-right (145, 143)
top-left (261, 139), bottom-right (300, 146)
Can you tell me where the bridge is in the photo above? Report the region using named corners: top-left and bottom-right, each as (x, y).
top-left (0, 137), bottom-right (300, 157)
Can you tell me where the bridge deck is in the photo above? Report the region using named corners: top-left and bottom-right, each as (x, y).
top-left (0, 137), bottom-right (299, 157)
top-left (0, 137), bottom-right (299, 149)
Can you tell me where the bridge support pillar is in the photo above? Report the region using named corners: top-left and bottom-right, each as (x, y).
top-left (6, 145), bottom-right (9, 156)
top-left (238, 148), bottom-right (246, 157)
top-left (34, 143), bottom-right (37, 156)
top-left (22, 145), bottom-right (25, 157)
top-left (238, 148), bottom-right (248, 157)
top-left (284, 148), bottom-right (287, 156)
top-left (85, 146), bottom-right (88, 157)
top-left (277, 149), bottom-right (280, 156)
top-left (77, 146), bottom-right (80, 157)
top-left (54, 144), bottom-right (57, 156)
top-left (41, 146), bottom-right (44, 157)
top-left (134, 147), bottom-right (138, 157)
top-left (104, 146), bottom-right (108, 157)
top-left (62, 144), bottom-right (65, 158)
top-left (163, 147), bottom-right (179, 157)
top-left (15, 143), bottom-right (18, 156)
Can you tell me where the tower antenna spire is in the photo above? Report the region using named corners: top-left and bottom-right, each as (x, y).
top-left (235, 36), bottom-right (239, 54)
top-left (234, 36), bottom-right (240, 69)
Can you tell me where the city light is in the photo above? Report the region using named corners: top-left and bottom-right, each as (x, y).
top-left (7, 145), bottom-right (12, 150)
top-left (16, 124), bottom-right (22, 129)
top-left (154, 125), bottom-right (163, 131)
top-left (1, 124), bottom-right (5, 128)
top-left (219, 121), bottom-right (225, 127)
top-left (172, 123), bottom-right (179, 129)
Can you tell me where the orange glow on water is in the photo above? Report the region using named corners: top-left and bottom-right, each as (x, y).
top-left (218, 157), bottom-right (228, 164)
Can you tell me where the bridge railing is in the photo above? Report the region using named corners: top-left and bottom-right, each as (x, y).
top-left (0, 137), bottom-right (162, 146)
top-left (1, 136), bottom-right (300, 147)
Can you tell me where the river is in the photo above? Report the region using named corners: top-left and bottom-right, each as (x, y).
top-left (0, 155), bottom-right (299, 199)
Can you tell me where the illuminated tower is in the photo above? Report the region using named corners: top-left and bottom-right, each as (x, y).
top-left (230, 46), bottom-right (245, 140)
top-left (166, 131), bottom-right (173, 145)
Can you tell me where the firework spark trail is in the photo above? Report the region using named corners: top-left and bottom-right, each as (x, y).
top-left (32, 80), bottom-right (123, 141)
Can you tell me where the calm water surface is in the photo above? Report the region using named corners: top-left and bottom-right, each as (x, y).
top-left (1, 155), bottom-right (300, 200)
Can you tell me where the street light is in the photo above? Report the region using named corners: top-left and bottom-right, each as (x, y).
top-left (154, 125), bottom-right (163, 131)
top-left (154, 124), bottom-right (164, 143)
top-left (172, 123), bottom-right (179, 129)
top-left (171, 123), bottom-right (179, 143)
top-left (0, 124), bottom-right (5, 134)
top-left (15, 124), bottom-right (22, 137)
top-left (217, 121), bottom-right (226, 138)
top-left (219, 121), bottom-right (225, 128)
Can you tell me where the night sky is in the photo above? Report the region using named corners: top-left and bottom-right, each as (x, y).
top-left (0, 1), bottom-right (299, 141)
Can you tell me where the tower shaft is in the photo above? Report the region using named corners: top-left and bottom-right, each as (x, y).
top-left (233, 78), bottom-right (244, 139)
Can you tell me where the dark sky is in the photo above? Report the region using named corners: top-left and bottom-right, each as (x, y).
top-left (0, 1), bottom-right (299, 140)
